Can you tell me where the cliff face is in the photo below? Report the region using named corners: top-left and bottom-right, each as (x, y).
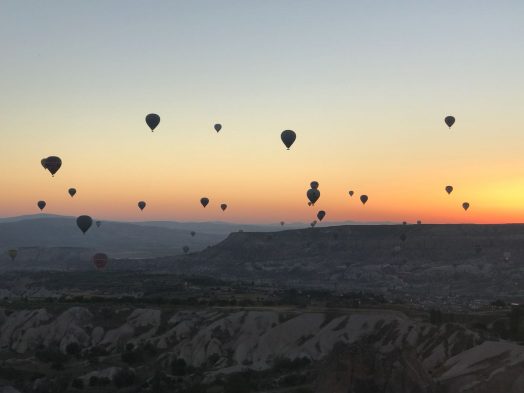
top-left (1, 305), bottom-right (522, 392)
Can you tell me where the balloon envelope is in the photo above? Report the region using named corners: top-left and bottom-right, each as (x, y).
top-left (445, 116), bottom-right (455, 128)
top-left (93, 253), bottom-right (108, 270)
top-left (76, 215), bottom-right (93, 234)
top-left (306, 189), bottom-right (320, 205)
top-left (445, 185), bottom-right (453, 194)
top-left (138, 201), bottom-right (146, 211)
top-left (146, 113), bottom-right (160, 131)
top-left (281, 130), bottom-right (296, 150)
top-left (68, 188), bottom-right (77, 197)
top-left (200, 197), bottom-right (209, 208)
top-left (182, 246), bottom-right (189, 254)
top-left (280, 221), bottom-right (285, 226)
top-left (220, 203), bottom-right (227, 211)
top-left (348, 190), bottom-right (354, 197)
top-left (45, 156), bottom-right (62, 176)
top-left (7, 249), bottom-right (17, 261)
top-left (360, 195), bottom-right (368, 205)
top-left (190, 231), bottom-right (196, 237)
top-left (317, 210), bottom-right (326, 221)
top-left (37, 201), bottom-right (46, 211)
top-left (462, 202), bottom-right (470, 211)
top-left (41, 158), bottom-right (48, 170)
top-left (214, 123), bottom-right (222, 132)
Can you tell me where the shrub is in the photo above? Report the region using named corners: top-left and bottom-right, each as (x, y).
top-left (113, 367), bottom-right (135, 388)
top-left (71, 378), bottom-right (84, 389)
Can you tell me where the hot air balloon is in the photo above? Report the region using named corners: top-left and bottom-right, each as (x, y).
top-left (182, 246), bottom-right (190, 254)
top-left (37, 201), bottom-right (46, 211)
top-left (138, 201), bottom-right (146, 211)
top-left (93, 253), bottom-right (108, 270)
top-left (45, 156), bottom-right (62, 176)
top-left (348, 190), bottom-right (354, 197)
top-left (68, 188), bottom-right (77, 197)
top-left (307, 189), bottom-right (320, 205)
top-left (200, 197), bottom-right (209, 208)
top-left (76, 215), bottom-right (93, 234)
top-left (41, 158), bottom-right (48, 170)
top-left (317, 210), bottom-right (326, 221)
top-left (220, 203), bottom-right (227, 211)
top-left (190, 231), bottom-right (196, 237)
top-left (310, 181), bottom-right (319, 190)
top-left (462, 202), bottom-right (470, 211)
top-left (214, 124), bottom-right (222, 132)
top-left (7, 249), bottom-right (17, 261)
top-left (400, 233), bottom-right (407, 242)
top-left (445, 185), bottom-right (453, 195)
top-left (281, 130), bottom-right (296, 150)
top-left (360, 195), bottom-right (368, 205)
top-left (402, 221), bottom-right (407, 225)
top-left (280, 221), bottom-right (285, 226)
top-left (310, 220), bottom-right (317, 228)
top-left (307, 202), bottom-right (312, 206)
top-left (145, 113), bottom-right (160, 131)
top-left (96, 221), bottom-right (102, 228)
top-left (445, 116), bottom-right (455, 129)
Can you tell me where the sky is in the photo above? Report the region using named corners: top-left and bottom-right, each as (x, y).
top-left (1, 1), bottom-right (524, 224)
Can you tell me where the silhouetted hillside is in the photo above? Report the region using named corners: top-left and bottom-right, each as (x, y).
top-left (0, 217), bottom-right (224, 259)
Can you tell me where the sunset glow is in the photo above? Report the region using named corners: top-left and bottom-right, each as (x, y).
top-left (1, 1), bottom-right (523, 224)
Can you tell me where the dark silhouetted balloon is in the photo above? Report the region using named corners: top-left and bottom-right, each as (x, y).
top-left (307, 202), bottom-right (312, 206)
top-left (280, 221), bottom-right (285, 226)
top-left (360, 195), bottom-right (368, 205)
top-left (68, 188), bottom-right (77, 197)
top-left (221, 203), bottom-right (227, 211)
top-left (281, 130), bottom-right (296, 150)
top-left (402, 221), bottom-right (407, 225)
top-left (310, 181), bottom-right (319, 190)
top-left (76, 215), bottom-right (93, 234)
top-left (146, 113), bottom-right (160, 131)
top-left (462, 202), bottom-right (470, 211)
top-left (7, 249), bottom-right (17, 261)
top-left (310, 220), bottom-right (317, 227)
top-left (190, 231), bottom-right (196, 237)
top-left (93, 253), bottom-right (108, 270)
top-left (138, 201), bottom-right (146, 211)
top-left (45, 156), bottom-right (62, 176)
top-left (41, 158), bottom-right (47, 170)
top-left (37, 201), bottom-right (46, 211)
top-left (200, 197), bottom-right (209, 208)
top-left (214, 124), bottom-right (222, 132)
top-left (182, 246), bottom-right (189, 254)
top-left (400, 233), bottom-right (407, 242)
top-left (348, 190), bottom-right (354, 197)
top-left (307, 189), bottom-right (320, 205)
top-left (445, 116), bottom-right (455, 129)
top-left (96, 221), bottom-right (102, 228)
top-left (445, 185), bottom-right (453, 194)
top-left (317, 210), bottom-right (326, 221)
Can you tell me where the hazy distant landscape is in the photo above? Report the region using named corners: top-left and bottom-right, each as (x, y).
top-left (3, 218), bottom-right (524, 392)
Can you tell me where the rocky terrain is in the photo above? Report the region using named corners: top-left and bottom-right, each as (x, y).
top-left (100, 224), bottom-right (524, 308)
top-left (0, 304), bottom-right (522, 393)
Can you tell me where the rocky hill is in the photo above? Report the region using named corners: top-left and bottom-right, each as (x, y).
top-left (0, 304), bottom-right (522, 392)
